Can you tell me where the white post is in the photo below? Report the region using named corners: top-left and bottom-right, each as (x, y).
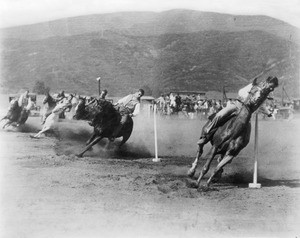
top-left (249, 113), bottom-right (261, 188)
top-left (96, 77), bottom-right (101, 96)
top-left (152, 104), bottom-right (161, 162)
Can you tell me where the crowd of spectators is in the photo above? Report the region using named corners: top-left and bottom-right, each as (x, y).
top-left (154, 92), bottom-right (298, 120)
top-left (155, 93), bottom-right (226, 120)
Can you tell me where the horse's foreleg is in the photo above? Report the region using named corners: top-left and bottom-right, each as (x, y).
top-left (193, 146), bottom-right (217, 188)
top-left (187, 146), bottom-right (202, 178)
top-left (206, 154), bottom-right (234, 187)
top-left (188, 137), bottom-right (206, 177)
top-left (77, 136), bottom-right (103, 157)
top-left (210, 155), bottom-right (225, 183)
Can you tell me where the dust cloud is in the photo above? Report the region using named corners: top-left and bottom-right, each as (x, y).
top-left (2, 112), bottom-right (300, 181)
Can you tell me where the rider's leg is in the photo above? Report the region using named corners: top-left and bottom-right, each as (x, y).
top-left (197, 103), bottom-right (238, 145)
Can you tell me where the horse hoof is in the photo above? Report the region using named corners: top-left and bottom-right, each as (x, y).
top-left (197, 185), bottom-right (210, 192)
top-left (186, 179), bottom-right (199, 189)
top-left (76, 154), bottom-right (83, 158)
top-left (187, 169), bottom-right (195, 178)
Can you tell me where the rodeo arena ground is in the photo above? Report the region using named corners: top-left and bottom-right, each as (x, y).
top-left (0, 85), bottom-right (300, 238)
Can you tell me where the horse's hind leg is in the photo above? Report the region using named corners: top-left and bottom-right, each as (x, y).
top-left (206, 154), bottom-right (234, 187)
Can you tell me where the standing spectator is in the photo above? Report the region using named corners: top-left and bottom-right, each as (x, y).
top-left (170, 93), bottom-right (177, 111)
top-left (288, 103), bottom-right (294, 121)
top-left (175, 93), bottom-right (182, 111)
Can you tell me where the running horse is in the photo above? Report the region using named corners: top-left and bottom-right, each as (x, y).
top-left (188, 76), bottom-right (279, 188)
top-left (0, 99), bottom-right (31, 128)
top-left (41, 92), bottom-right (65, 123)
top-left (73, 98), bottom-right (133, 157)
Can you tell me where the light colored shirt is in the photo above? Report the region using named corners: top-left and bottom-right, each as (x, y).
top-left (117, 94), bottom-right (141, 116)
top-left (238, 83), bottom-right (253, 101)
top-left (237, 83), bottom-right (271, 115)
top-left (18, 93), bottom-right (29, 107)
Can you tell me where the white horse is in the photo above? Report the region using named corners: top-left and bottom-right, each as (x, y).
top-left (30, 100), bottom-right (71, 138)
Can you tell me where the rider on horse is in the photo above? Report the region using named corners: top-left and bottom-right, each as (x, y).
top-left (109, 89), bottom-right (144, 141)
top-left (197, 78), bottom-right (275, 146)
top-left (16, 90), bottom-right (33, 126)
top-left (88, 89), bottom-right (108, 126)
top-left (55, 90), bottom-right (66, 102)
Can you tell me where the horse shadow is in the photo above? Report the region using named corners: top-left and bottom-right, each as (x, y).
top-left (256, 178), bottom-right (300, 188)
top-left (220, 172), bottom-right (300, 188)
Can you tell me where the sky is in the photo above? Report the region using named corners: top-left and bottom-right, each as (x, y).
top-left (0, 0), bottom-right (300, 29)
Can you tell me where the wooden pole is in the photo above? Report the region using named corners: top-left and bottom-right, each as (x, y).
top-left (249, 113), bottom-right (261, 188)
top-left (152, 104), bottom-right (161, 162)
top-left (96, 77), bottom-right (101, 96)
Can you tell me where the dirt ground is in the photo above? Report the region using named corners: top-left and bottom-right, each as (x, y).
top-left (0, 111), bottom-right (300, 238)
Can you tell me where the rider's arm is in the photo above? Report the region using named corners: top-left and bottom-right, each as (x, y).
top-left (117, 95), bottom-right (131, 105)
top-left (25, 97), bottom-right (32, 110)
top-left (238, 83), bottom-right (253, 101)
top-left (131, 103), bottom-right (140, 117)
top-left (18, 94), bottom-right (24, 107)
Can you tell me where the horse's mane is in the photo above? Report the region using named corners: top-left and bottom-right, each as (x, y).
top-left (43, 94), bottom-right (56, 106)
top-left (83, 99), bottom-right (119, 127)
top-left (85, 99), bottom-right (115, 116)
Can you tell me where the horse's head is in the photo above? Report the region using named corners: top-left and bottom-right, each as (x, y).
top-left (8, 99), bottom-right (20, 111)
top-left (73, 98), bottom-right (87, 120)
top-left (246, 76), bottom-right (279, 112)
top-left (43, 93), bottom-right (56, 107)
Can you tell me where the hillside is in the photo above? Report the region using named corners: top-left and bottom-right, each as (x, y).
top-left (2, 10), bottom-right (299, 43)
top-left (0, 10), bottom-right (299, 97)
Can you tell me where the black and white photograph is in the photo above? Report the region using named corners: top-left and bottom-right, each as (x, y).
top-left (0, 0), bottom-right (299, 237)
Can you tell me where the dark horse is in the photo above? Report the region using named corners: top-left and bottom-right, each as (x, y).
top-left (188, 76), bottom-right (279, 188)
top-left (73, 98), bottom-right (133, 157)
top-left (0, 100), bottom-right (30, 129)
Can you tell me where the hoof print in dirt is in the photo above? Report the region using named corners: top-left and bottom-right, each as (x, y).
top-left (185, 179), bottom-right (199, 189)
top-left (197, 186), bottom-right (218, 192)
top-left (157, 185), bottom-right (171, 194)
